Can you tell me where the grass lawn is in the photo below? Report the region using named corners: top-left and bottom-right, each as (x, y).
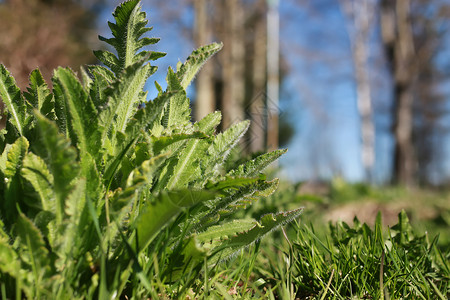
top-left (203, 180), bottom-right (450, 299)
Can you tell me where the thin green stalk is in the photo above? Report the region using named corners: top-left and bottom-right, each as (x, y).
top-left (1, 282), bottom-right (6, 300)
top-left (320, 268), bottom-right (334, 300)
top-left (380, 250), bottom-right (385, 299)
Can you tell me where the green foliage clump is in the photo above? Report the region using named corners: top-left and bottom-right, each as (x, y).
top-left (0, 0), bottom-right (301, 298)
top-left (282, 211), bottom-right (449, 299)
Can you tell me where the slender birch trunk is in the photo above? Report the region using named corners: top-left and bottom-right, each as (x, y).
top-left (340, 0), bottom-right (376, 181)
top-left (266, 0), bottom-right (279, 151)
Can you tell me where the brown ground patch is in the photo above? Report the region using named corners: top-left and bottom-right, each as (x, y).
top-left (323, 200), bottom-right (439, 227)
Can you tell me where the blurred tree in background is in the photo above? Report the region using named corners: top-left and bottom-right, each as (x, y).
top-left (380, 0), bottom-right (450, 185)
top-left (340, 0), bottom-right (377, 181)
top-left (290, 0), bottom-right (449, 185)
top-left (0, 0), bottom-right (101, 128)
top-left (193, 0), bottom-right (292, 153)
top-left (192, 0), bottom-right (450, 184)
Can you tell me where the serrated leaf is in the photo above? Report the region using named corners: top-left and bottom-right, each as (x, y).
top-left (196, 219), bottom-right (256, 244)
top-left (21, 153), bottom-right (54, 212)
top-left (162, 68), bottom-right (191, 130)
top-left (24, 69), bottom-right (55, 120)
top-left (16, 211), bottom-right (52, 281)
top-left (205, 120), bottom-right (250, 176)
top-left (94, 0), bottom-right (165, 74)
top-left (87, 65), bottom-right (116, 83)
top-left (87, 65), bottom-right (115, 111)
top-left (228, 149), bottom-right (287, 177)
top-left (126, 152), bottom-right (168, 190)
top-left (64, 178), bottom-right (86, 220)
top-left (60, 178), bottom-right (86, 261)
top-left (254, 178), bottom-right (279, 197)
top-left (205, 175), bottom-right (265, 191)
top-left (195, 179), bottom-right (279, 232)
top-left (0, 144), bottom-right (11, 173)
top-left (125, 90), bottom-right (173, 138)
top-left (53, 67), bottom-right (98, 158)
top-left (103, 136), bottom-right (137, 189)
top-left (194, 111), bottom-right (222, 135)
top-left (93, 50), bottom-right (120, 72)
top-left (4, 136), bottom-right (28, 178)
top-left (150, 131), bottom-right (207, 155)
top-left (211, 208), bottom-right (304, 262)
top-left (133, 189), bottom-right (217, 252)
top-left (176, 43), bottom-right (223, 89)
top-left (0, 64), bottom-right (29, 136)
top-left (1, 138), bottom-right (28, 226)
top-left (0, 234), bottom-right (20, 276)
top-left (35, 112), bottom-right (79, 224)
top-left (80, 66), bottom-right (93, 90)
top-left (99, 62), bottom-right (153, 148)
top-left (166, 137), bottom-right (209, 190)
top-left (81, 152), bottom-right (103, 203)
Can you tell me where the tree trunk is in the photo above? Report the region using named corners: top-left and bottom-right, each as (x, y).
top-left (249, 0), bottom-right (267, 153)
top-left (194, 0), bottom-right (215, 121)
top-left (381, 0), bottom-right (416, 186)
top-left (266, 0), bottom-right (280, 151)
top-left (340, 0), bottom-right (376, 181)
top-left (221, 0), bottom-right (245, 130)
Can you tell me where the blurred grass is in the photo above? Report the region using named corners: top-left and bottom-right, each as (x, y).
top-left (247, 178), bottom-right (450, 250)
top-left (216, 179), bottom-right (450, 298)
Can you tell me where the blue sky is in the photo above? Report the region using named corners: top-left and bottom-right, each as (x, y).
top-left (133, 0), bottom-right (389, 183)
top-left (97, 0), bottom-right (448, 184)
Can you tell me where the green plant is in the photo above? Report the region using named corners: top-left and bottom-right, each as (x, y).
top-left (281, 210), bottom-right (449, 299)
top-left (0, 0), bottom-right (302, 298)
